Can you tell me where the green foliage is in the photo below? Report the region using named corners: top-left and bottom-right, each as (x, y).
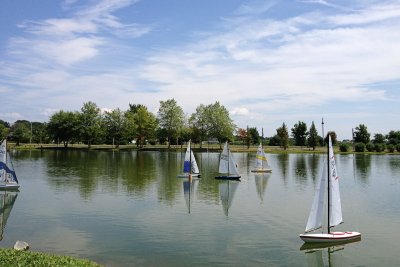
top-left (387, 130), bottom-right (400, 145)
top-left (79, 102), bottom-right (104, 148)
top-left (373, 133), bottom-right (386, 144)
top-left (354, 124), bottom-right (370, 144)
top-left (157, 98), bottom-right (185, 148)
top-left (339, 143), bottom-right (349, 152)
top-left (10, 121), bottom-right (31, 145)
top-left (291, 121), bottom-right (308, 146)
top-left (374, 143), bottom-right (385, 152)
top-left (307, 121), bottom-right (319, 150)
top-left (387, 144), bottom-right (395, 153)
top-left (366, 143), bottom-right (375, 152)
top-left (354, 142), bottom-right (365, 152)
top-left (133, 106), bottom-right (158, 148)
top-left (0, 248), bottom-right (101, 267)
top-left (396, 144), bottom-right (400, 152)
top-left (203, 102), bottom-right (235, 144)
top-left (103, 108), bottom-right (128, 147)
top-left (276, 122), bottom-right (289, 149)
top-left (47, 110), bottom-right (80, 147)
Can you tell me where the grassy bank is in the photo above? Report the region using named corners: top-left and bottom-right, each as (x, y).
top-left (0, 248), bottom-right (101, 267)
top-left (10, 142), bottom-right (399, 155)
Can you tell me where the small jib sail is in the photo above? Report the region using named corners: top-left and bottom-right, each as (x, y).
top-left (251, 143), bottom-right (272, 173)
top-left (0, 139), bottom-right (19, 189)
top-left (215, 142), bottom-right (240, 180)
top-left (177, 140), bottom-right (200, 178)
top-left (299, 135), bottom-right (360, 243)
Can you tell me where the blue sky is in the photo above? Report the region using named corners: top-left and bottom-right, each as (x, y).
top-left (1, 0), bottom-right (399, 140)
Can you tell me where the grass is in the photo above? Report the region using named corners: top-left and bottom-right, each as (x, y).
top-left (0, 248), bottom-right (102, 267)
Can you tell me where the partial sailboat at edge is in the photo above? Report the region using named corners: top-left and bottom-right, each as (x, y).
top-left (215, 142), bottom-right (241, 180)
top-left (0, 139), bottom-right (20, 190)
top-left (299, 135), bottom-right (361, 243)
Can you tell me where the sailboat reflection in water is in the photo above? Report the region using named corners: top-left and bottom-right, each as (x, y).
top-left (301, 239), bottom-right (361, 267)
top-left (0, 190), bottom-right (18, 240)
top-left (254, 173), bottom-right (271, 202)
top-left (219, 180), bottom-right (239, 216)
top-left (183, 178), bottom-right (199, 214)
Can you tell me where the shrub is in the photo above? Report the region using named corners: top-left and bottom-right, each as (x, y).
top-left (339, 143), bottom-right (349, 152)
top-left (387, 144), bottom-right (395, 153)
top-left (354, 143), bottom-right (365, 152)
top-left (366, 143), bottom-right (374, 152)
top-left (374, 143), bottom-right (385, 152)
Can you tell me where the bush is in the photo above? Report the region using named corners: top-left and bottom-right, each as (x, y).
top-left (374, 143), bottom-right (385, 152)
top-left (366, 143), bottom-right (374, 152)
top-left (387, 144), bottom-right (395, 153)
top-left (339, 143), bottom-right (349, 152)
top-left (396, 144), bottom-right (400, 152)
top-left (354, 143), bottom-right (365, 152)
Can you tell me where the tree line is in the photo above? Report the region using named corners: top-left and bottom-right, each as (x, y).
top-left (1, 100), bottom-right (400, 152)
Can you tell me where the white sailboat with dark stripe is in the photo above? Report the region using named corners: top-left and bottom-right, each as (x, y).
top-left (299, 135), bottom-right (361, 243)
top-left (215, 142), bottom-right (240, 180)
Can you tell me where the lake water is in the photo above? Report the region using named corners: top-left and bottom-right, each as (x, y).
top-left (2, 149), bottom-right (400, 266)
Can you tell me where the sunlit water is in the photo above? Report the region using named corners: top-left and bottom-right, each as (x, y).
top-left (1, 149), bottom-right (399, 266)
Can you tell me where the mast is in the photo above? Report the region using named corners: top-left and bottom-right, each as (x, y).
top-left (261, 128), bottom-right (264, 170)
top-left (189, 140), bottom-right (192, 181)
top-left (327, 134), bottom-right (331, 234)
top-left (227, 142), bottom-right (230, 176)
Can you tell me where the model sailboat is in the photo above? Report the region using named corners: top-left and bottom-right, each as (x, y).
top-left (299, 135), bottom-right (361, 243)
top-left (251, 143), bottom-right (272, 173)
top-left (177, 140), bottom-right (200, 178)
top-left (0, 139), bottom-right (19, 189)
top-left (215, 142), bottom-right (240, 180)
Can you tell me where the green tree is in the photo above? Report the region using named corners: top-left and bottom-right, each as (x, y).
top-left (103, 108), bottom-right (127, 147)
top-left (277, 122), bottom-right (289, 150)
top-left (132, 106), bottom-right (158, 148)
top-left (373, 133), bottom-right (386, 144)
top-left (353, 124), bottom-right (370, 144)
top-left (157, 99), bottom-right (185, 149)
top-left (189, 104), bottom-right (208, 147)
top-left (11, 121), bottom-right (30, 145)
top-left (291, 121), bottom-right (308, 146)
top-left (386, 130), bottom-right (400, 145)
top-left (307, 121), bottom-right (319, 150)
top-left (79, 101), bottom-right (104, 148)
top-left (47, 111), bottom-right (79, 147)
top-left (204, 101), bottom-right (235, 147)
top-left (32, 122), bottom-right (49, 144)
top-left (248, 127), bottom-right (260, 145)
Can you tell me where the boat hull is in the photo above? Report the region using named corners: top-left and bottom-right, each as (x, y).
top-left (251, 169), bottom-right (272, 173)
top-left (177, 173), bottom-right (200, 178)
top-left (215, 175), bottom-right (241, 180)
top-left (299, 232), bottom-right (361, 243)
top-left (0, 184), bottom-right (20, 190)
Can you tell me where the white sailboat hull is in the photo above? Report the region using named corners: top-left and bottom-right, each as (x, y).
top-left (215, 175), bottom-right (241, 180)
top-left (299, 232), bottom-right (361, 243)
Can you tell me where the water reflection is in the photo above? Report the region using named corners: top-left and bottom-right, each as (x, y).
top-left (219, 180), bottom-right (239, 216)
top-left (0, 190), bottom-right (18, 241)
top-left (301, 238), bottom-right (361, 267)
top-left (183, 178), bottom-right (199, 213)
top-left (354, 154), bottom-right (371, 183)
top-left (277, 154), bottom-right (289, 183)
top-left (254, 173), bottom-right (270, 202)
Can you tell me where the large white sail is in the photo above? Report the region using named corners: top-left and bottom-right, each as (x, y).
top-left (228, 149), bottom-right (239, 176)
top-left (218, 142), bottom-right (230, 174)
top-left (305, 163), bottom-right (327, 232)
top-left (328, 135), bottom-right (343, 228)
top-left (255, 143), bottom-right (270, 169)
top-left (183, 141), bottom-right (200, 175)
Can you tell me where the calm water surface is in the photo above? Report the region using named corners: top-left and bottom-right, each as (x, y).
top-left (2, 149), bottom-right (400, 266)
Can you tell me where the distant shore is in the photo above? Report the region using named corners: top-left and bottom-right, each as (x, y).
top-left (9, 143), bottom-right (400, 155)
